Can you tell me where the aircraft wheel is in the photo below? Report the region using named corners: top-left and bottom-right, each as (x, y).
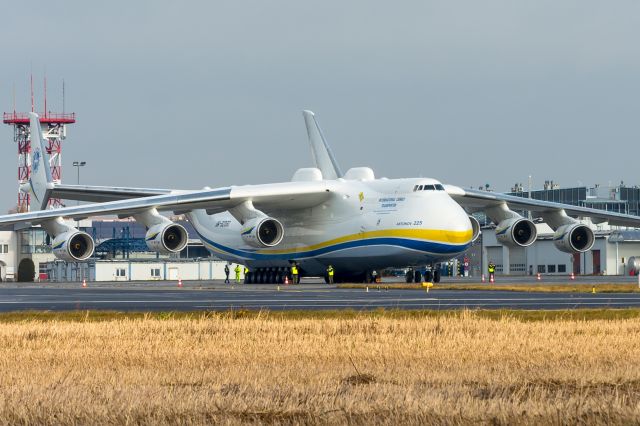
top-left (405, 270), bottom-right (413, 283)
top-left (424, 271), bottom-right (433, 282)
top-left (433, 269), bottom-right (441, 283)
top-left (245, 272), bottom-right (252, 284)
top-left (258, 271), bottom-right (265, 284)
top-left (414, 270), bottom-right (422, 283)
top-left (364, 270), bottom-right (373, 283)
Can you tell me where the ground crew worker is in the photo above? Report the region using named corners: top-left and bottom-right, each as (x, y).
top-left (371, 269), bottom-right (378, 283)
top-left (291, 263), bottom-right (299, 284)
top-left (234, 264), bottom-right (241, 283)
top-left (488, 262), bottom-right (496, 282)
top-left (326, 264), bottom-right (334, 284)
top-left (243, 266), bottom-right (249, 284)
top-left (224, 264), bottom-right (230, 283)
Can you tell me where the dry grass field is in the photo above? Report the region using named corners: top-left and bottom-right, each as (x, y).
top-left (1, 310), bottom-right (640, 425)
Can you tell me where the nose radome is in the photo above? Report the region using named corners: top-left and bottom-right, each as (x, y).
top-left (444, 200), bottom-right (473, 242)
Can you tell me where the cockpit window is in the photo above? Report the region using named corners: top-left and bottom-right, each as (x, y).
top-left (418, 185), bottom-right (423, 191)
top-left (435, 184), bottom-right (444, 191)
top-left (425, 184), bottom-right (436, 190)
top-left (413, 185), bottom-right (419, 192)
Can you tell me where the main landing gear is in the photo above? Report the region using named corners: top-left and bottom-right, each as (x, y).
top-left (405, 265), bottom-right (441, 283)
top-left (244, 267), bottom-right (289, 284)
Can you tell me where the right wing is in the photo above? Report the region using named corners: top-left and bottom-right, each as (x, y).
top-left (50, 184), bottom-right (172, 203)
top-left (0, 181), bottom-right (333, 230)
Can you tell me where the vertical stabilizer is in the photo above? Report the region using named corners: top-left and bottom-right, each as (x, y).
top-left (25, 112), bottom-right (53, 210)
top-left (302, 110), bottom-right (343, 180)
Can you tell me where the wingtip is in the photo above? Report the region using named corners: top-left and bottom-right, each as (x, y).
top-left (302, 110), bottom-right (315, 117)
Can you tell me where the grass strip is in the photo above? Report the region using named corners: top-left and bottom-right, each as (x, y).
top-left (2, 307), bottom-right (640, 322)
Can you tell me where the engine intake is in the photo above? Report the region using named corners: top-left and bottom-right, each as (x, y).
top-left (495, 217), bottom-right (537, 247)
top-left (52, 231), bottom-right (95, 261)
top-left (241, 217), bottom-right (284, 247)
top-left (145, 223), bottom-right (189, 254)
top-left (553, 224), bottom-right (595, 253)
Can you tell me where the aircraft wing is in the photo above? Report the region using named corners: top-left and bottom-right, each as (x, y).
top-left (446, 185), bottom-right (640, 228)
top-left (0, 181), bottom-right (333, 230)
top-left (50, 184), bottom-right (172, 203)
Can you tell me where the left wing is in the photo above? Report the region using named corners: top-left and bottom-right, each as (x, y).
top-left (446, 185), bottom-right (640, 228)
top-left (0, 181), bottom-right (333, 230)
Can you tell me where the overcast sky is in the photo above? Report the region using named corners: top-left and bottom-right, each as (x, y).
top-left (1, 1), bottom-right (639, 211)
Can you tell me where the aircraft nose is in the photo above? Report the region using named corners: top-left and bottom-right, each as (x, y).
top-left (444, 199), bottom-right (473, 243)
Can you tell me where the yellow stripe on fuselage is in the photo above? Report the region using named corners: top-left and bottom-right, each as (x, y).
top-left (256, 228), bottom-right (473, 255)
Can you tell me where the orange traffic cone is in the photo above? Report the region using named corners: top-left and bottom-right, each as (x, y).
top-left (82, 279), bottom-right (87, 288)
top-left (570, 272), bottom-right (575, 280)
top-left (537, 273), bottom-right (541, 281)
top-left (481, 274), bottom-right (486, 283)
top-left (178, 279), bottom-right (183, 288)
top-left (284, 276), bottom-right (289, 285)
top-left (489, 275), bottom-right (495, 284)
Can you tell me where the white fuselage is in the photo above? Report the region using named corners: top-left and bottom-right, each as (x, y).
top-left (187, 177), bottom-right (473, 276)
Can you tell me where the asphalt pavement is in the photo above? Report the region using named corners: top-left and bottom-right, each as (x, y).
top-left (1, 279), bottom-right (640, 311)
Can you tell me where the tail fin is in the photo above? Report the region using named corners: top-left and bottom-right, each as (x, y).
top-left (24, 112), bottom-right (53, 210)
top-left (302, 110), bottom-right (343, 180)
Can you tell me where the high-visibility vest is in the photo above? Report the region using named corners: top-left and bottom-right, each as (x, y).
top-left (327, 266), bottom-right (334, 276)
top-left (244, 267), bottom-right (248, 274)
top-left (488, 265), bottom-right (495, 273)
top-left (234, 266), bottom-right (241, 274)
top-left (291, 266), bottom-right (298, 275)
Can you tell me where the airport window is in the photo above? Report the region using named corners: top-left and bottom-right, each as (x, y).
top-left (537, 265), bottom-right (546, 273)
top-left (116, 268), bottom-right (126, 277)
top-left (0, 245), bottom-right (3, 253)
top-left (151, 268), bottom-right (160, 277)
top-left (3, 245), bottom-right (7, 253)
top-left (547, 265), bottom-right (556, 273)
top-left (558, 265), bottom-right (567, 273)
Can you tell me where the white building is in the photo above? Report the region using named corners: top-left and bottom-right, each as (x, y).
top-left (482, 224), bottom-right (640, 276)
top-left (44, 259), bottom-right (244, 282)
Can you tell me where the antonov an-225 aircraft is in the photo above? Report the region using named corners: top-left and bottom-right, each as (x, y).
top-left (2, 111), bottom-right (640, 283)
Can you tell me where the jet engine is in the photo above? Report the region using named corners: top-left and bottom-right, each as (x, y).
top-left (468, 215), bottom-right (481, 242)
top-left (52, 231), bottom-right (95, 261)
top-left (495, 217), bottom-right (537, 247)
top-left (241, 217), bottom-right (284, 248)
top-left (553, 223), bottom-right (595, 253)
top-left (145, 222), bottom-right (189, 254)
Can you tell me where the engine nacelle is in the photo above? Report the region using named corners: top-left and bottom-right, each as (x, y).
top-left (241, 217), bottom-right (284, 248)
top-left (145, 222), bottom-right (189, 254)
top-left (495, 217), bottom-right (537, 247)
top-left (52, 231), bottom-right (95, 261)
top-left (469, 215), bottom-right (481, 242)
top-left (553, 223), bottom-right (595, 253)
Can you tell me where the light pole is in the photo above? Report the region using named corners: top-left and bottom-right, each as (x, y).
top-left (72, 161), bottom-right (86, 206)
top-left (72, 161), bottom-right (86, 186)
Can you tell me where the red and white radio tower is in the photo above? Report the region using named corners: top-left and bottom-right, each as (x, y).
top-left (3, 76), bottom-right (75, 212)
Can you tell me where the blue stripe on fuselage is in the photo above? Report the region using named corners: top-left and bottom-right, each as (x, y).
top-left (194, 229), bottom-right (471, 261)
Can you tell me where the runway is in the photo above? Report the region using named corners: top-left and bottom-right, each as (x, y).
top-left (2, 282), bottom-right (640, 311)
